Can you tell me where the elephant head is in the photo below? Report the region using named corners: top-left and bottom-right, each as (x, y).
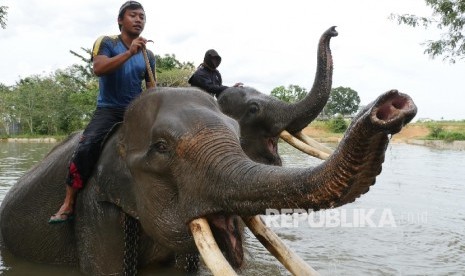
top-left (217, 26), bottom-right (338, 165)
top-left (100, 87), bottom-right (416, 273)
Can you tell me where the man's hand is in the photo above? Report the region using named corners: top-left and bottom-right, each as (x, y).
top-left (233, 82), bottom-right (244, 88)
top-left (129, 37), bottom-right (148, 56)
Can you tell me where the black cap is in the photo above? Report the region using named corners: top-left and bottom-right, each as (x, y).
top-left (118, 1), bottom-right (144, 30)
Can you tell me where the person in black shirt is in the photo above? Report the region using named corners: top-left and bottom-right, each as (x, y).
top-left (188, 49), bottom-right (243, 98)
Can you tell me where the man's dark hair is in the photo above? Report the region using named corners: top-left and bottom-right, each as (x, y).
top-left (118, 1), bottom-right (144, 30)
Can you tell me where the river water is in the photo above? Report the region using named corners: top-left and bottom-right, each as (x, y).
top-left (0, 141), bottom-right (464, 275)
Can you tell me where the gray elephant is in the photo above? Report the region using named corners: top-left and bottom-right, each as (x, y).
top-left (217, 26), bottom-right (337, 166)
top-left (0, 86), bottom-right (416, 275)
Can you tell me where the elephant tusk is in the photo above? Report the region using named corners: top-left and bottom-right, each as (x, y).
top-left (189, 218), bottom-right (238, 276)
top-left (280, 130), bottom-right (331, 160)
top-left (243, 215), bottom-right (320, 276)
top-left (294, 131), bottom-right (334, 155)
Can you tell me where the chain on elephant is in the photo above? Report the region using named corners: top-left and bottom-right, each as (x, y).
top-left (123, 214), bottom-right (140, 276)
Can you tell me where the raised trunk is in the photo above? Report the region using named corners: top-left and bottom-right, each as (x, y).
top-left (285, 26), bottom-right (337, 133)
top-left (184, 90), bottom-right (416, 220)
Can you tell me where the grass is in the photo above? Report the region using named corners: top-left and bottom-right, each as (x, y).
top-left (0, 134), bottom-right (67, 141)
top-left (423, 121), bottom-right (465, 142)
top-left (309, 119), bottom-right (465, 142)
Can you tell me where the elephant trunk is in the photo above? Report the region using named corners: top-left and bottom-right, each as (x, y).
top-left (285, 26), bottom-right (338, 134)
top-left (184, 90), bottom-right (416, 218)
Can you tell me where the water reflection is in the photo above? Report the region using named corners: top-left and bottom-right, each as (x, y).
top-left (0, 141), bottom-right (464, 275)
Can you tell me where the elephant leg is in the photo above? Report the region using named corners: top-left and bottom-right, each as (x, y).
top-left (75, 192), bottom-right (126, 275)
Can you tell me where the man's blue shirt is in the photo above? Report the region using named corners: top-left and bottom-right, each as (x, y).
top-left (92, 35), bottom-right (155, 108)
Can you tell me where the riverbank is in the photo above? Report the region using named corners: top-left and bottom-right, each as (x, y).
top-left (302, 123), bottom-right (465, 150)
top-left (3, 123), bottom-right (465, 150)
top-left (3, 137), bottom-right (58, 143)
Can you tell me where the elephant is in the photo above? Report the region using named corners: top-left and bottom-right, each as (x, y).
top-left (0, 86), bottom-right (416, 275)
top-left (217, 26), bottom-right (337, 166)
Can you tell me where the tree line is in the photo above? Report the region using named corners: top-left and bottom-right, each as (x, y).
top-left (0, 46), bottom-right (363, 137)
top-left (270, 85), bottom-right (361, 118)
top-left (3, 1), bottom-right (465, 136)
top-left (0, 49), bottom-right (194, 137)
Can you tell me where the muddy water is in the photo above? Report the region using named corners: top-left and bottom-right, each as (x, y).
top-left (0, 141), bottom-right (464, 275)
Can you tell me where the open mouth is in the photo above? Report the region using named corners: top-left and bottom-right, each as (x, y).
top-left (264, 136), bottom-right (281, 165)
top-left (267, 136), bottom-right (279, 156)
top-left (207, 213), bottom-right (244, 268)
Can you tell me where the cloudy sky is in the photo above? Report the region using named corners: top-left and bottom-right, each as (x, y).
top-left (1, 0), bottom-right (464, 120)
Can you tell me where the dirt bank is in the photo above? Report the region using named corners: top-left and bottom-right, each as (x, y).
top-left (301, 123), bottom-right (465, 150)
top-left (302, 123), bottom-right (429, 142)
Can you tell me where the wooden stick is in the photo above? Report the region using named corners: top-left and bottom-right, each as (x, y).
top-left (189, 218), bottom-right (238, 276)
top-left (142, 44), bottom-right (156, 90)
top-left (244, 216), bottom-right (320, 276)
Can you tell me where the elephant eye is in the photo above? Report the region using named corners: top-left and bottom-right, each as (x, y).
top-left (150, 140), bottom-right (169, 154)
top-left (248, 103), bottom-right (259, 114)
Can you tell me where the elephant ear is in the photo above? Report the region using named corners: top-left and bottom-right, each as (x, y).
top-left (95, 124), bottom-right (139, 219)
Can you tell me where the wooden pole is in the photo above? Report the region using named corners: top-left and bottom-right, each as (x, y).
top-left (142, 42), bottom-right (156, 90)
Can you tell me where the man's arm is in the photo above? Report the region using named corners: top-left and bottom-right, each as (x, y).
top-left (188, 71), bottom-right (228, 96)
top-left (93, 37), bottom-right (147, 76)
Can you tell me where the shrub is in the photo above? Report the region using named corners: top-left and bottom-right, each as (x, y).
top-left (426, 123), bottom-right (465, 141)
top-left (327, 116), bottom-right (348, 133)
top-left (427, 123), bottom-right (444, 138)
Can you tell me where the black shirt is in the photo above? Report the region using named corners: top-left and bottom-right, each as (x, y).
top-left (188, 65), bottom-right (228, 98)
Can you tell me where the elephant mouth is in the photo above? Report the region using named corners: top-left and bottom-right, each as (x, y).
top-left (240, 135), bottom-right (281, 165)
top-left (206, 213), bottom-right (244, 268)
top-left (266, 136), bottom-right (279, 157)
top-left (261, 136), bottom-right (281, 165)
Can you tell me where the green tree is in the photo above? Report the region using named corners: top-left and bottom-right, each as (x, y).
top-left (390, 0), bottom-right (465, 63)
top-left (0, 84), bottom-right (16, 135)
top-left (14, 75), bottom-right (67, 135)
top-left (2, 49), bottom-right (195, 136)
top-left (156, 54), bottom-right (195, 87)
top-left (326, 86), bottom-right (360, 117)
top-left (53, 48), bottom-right (98, 133)
top-left (270, 85), bottom-right (308, 103)
top-left (327, 115), bottom-right (348, 133)
top-left (68, 48), bottom-right (97, 88)
top-left (54, 67), bottom-right (98, 132)
top-left (14, 77), bottom-right (43, 134)
top-left (0, 6), bottom-right (8, 29)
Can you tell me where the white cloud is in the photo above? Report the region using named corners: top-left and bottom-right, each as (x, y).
top-left (1, 0), bottom-right (464, 120)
